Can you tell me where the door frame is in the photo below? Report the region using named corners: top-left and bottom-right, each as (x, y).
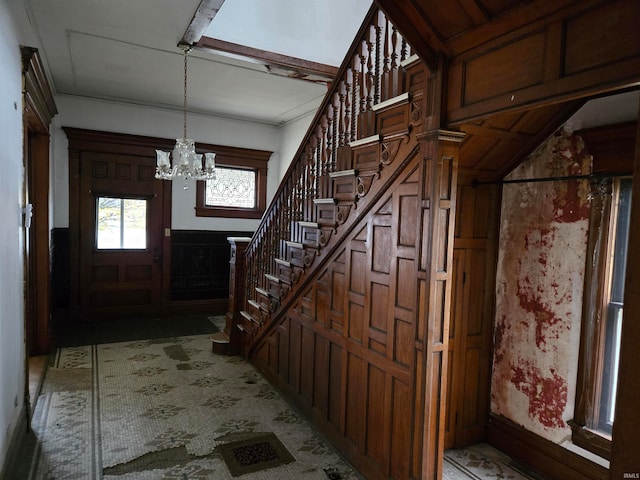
top-left (65, 129), bottom-right (174, 321)
top-left (22, 47), bottom-right (57, 355)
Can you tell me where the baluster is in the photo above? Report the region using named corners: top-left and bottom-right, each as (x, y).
top-left (319, 119), bottom-right (327, 177)
top-left (338, 83), bottom-right (346, 148)
top-left (373, 12), bottom-right (382, 105)
top-left (331, 94), bottom-right (339, 171)
top-left (359, 40), bottom-right (367, 115)
top-left (381, 15), bottom-right (390, 102)
top-left (366, 28), bottom-right (374, 111)
top-left (325, 107), bottom-right (334, 175)
top-left (401, 37), bottom-right (408, 63)
top-left (351, 58), bottom-right (359, 141)
top-left (344, 70), bottom-right (352, 144)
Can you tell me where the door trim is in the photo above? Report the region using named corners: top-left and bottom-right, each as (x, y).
top-left (65, 128), bottom-right (175, 320)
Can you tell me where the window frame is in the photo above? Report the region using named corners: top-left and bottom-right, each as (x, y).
top-left (568, 121), bottom-right (637, 460)
top-left (95, 195), bottom-right (149, 251)
top-left (195, 145), bottom-right (270, 219)
top-left (571, 177), bottom-right (631, 459)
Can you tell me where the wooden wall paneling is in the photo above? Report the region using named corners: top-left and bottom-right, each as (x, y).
top-left (445, 0), bottom-right (640, 125)
top-left (445, 249), bottom-right (466, 450)
top-left (313, 334), bottom-right (330, 415)
top-left (328, 341), bottom-right (344, 431)
top-left (249, 147), bottom-right (429, 479)
top-left (300, 324), bottom-right (315, 405)
top-left (417, 130), bottom-right (462, 479)
top-left (447, 174), bottom-right (499, 449)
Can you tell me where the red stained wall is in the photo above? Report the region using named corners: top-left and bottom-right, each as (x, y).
top-left (491, 130), bottom-right (591, 442)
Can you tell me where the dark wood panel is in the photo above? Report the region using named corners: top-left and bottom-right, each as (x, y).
top-left (51, 228), bottom-right (70, 312)
top-left (346, 353), bottom-right (367, 447)
top-left (300, 326), bottom-right (315, 404)
top-left (366, 365), bottom-right (388, 467)
top-left (463, 31), bottom-right (546, 105)
top-left (447, 173), bottom-right (498, 449)
top-left (445, 0), bottom-right (640, 125)
top-left (170, 230), bottom-right (252, 301)
top-left (563, 1), bottom-right (639, 76)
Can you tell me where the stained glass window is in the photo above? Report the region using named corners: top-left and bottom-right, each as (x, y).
top-left (205, 167), bottom-right (256, 208)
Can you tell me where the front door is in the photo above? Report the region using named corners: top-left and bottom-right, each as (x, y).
top-left (67, 129), bottom-right (171, 321)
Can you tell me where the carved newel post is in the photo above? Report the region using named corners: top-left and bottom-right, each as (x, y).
top-left (211, 237), bottom-right (251, 355)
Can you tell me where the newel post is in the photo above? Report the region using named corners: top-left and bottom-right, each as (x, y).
top-left (212, 237), bottom-right (251, 355)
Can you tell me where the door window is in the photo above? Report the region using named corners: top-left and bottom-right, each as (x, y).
top-left (96, 197), bottom-right (147, 249)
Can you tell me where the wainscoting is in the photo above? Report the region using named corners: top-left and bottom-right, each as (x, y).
top-left (170, 230), bottom-right (252, 301)
top-left (51, 228), bottom-right (252, 319)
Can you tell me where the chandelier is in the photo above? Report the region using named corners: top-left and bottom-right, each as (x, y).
top-left (155, 45), bottom-right (216, 186)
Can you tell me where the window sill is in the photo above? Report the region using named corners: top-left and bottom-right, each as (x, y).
top-left (568, 420), bottom-right (612, 461)
top-left (195, 206), bottom-right (264, 219)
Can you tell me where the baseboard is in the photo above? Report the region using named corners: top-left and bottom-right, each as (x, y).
top-left (0, 405), bottom-right (28, 480)
top-left (486, 414), bottom-right (608, 480)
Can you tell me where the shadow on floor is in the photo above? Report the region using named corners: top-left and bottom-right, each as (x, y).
top-left (50, 313), bottom-right (223, 348)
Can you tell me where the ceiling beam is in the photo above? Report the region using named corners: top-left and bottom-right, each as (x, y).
top-left (196, 36), bottom-right (338, 81)
top-left (181, 0), bottom-right (226, 46)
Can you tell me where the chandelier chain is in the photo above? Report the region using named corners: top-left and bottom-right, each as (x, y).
top-left (183, 46), bottom-right (189, 140)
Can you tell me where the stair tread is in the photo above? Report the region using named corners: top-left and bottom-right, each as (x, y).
top-left (240, 310), bottom-right (260, 323)
top-left (210, 332), bottom-right (229, 343)
top-left (298, 221), bottom-right (319, 228)
top-left (275, 258), bottom-right (291, 267)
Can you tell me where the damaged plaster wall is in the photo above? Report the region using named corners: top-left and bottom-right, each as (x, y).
top-left (491, 130), bottom-right (592, 443)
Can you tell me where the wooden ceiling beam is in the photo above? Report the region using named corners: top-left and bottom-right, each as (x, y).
top-left (196, 36), bottom-right (338, 81)
top-left (181, 0), bottom-right (226, 46)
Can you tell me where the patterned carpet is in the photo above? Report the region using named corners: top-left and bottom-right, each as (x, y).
top-left (26, 334), bottom-right (361, 479)
top-left (20, 329), bottom-right (535, 479)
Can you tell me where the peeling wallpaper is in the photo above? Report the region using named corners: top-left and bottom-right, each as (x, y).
top-left (492, 131), bottom-right (592, 443)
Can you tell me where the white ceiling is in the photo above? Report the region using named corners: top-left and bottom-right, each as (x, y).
top-left (23, 0), bottom-right (638, 129)
top-left (27, 0), bottom-right (371, 125)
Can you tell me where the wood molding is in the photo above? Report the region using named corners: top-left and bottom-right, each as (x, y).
top-left (197, 36), bottom-right (338, 81)
top-left (487, 414), bottom-right (609, 480)
top-left (62, 127), bottom-right (272, 161)
top-left (21, 47), bottom-right (57, 131)
top-left (578, 121), bottom-right (637, 174)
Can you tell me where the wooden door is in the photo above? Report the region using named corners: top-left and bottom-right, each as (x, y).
top-left (77, 149), bottom-right (165, 320)
top-left (446, 248), bottom-right (492, 448)
top-left (445, 178), bottom-right (497, 449)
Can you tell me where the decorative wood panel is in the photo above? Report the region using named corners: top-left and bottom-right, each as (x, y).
top-left (249, 126), bottom-right (460, 479)
top-left (446, 173), bottom-right (499, 449)
top-left (445, 0), bottom-right (640, 124)
top-left (170, 230), bottom-right (252, 301)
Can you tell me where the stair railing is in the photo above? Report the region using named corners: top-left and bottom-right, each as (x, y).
top-left (243, 4), bottom-right (414, 332)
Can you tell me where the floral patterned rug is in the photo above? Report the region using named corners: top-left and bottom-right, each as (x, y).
top-left (27, 334), bottom-right (361, 479)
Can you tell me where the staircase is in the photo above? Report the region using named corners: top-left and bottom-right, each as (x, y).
top-left (234, 5), bottom-right (422, 350)
top-left (215, 5), bottom-right (460, 479)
